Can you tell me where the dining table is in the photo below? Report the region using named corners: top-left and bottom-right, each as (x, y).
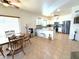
top-left (0, 33), bottom-right (26, 56)
top-left (0, 33), bottom-right (25, 46)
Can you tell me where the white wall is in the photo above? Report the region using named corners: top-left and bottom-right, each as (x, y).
top-left (0, 6), bottom-right (39, 32)
top-left (51, 14), bottom-right (72, 23)
top-left (51, 5), bottom-right (79, 41)
top-left (69, 6), bottom-right (79, 40)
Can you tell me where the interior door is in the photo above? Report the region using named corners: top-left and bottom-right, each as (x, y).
top-left (66, 21), bottom-right (71, 34)
top-left (62, 21), bottom-right (65, 33)
top-left (62, 21), bottom-right (71, 34)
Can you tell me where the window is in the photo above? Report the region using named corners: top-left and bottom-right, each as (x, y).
top-left (0, 16), bottom-right (20, 38)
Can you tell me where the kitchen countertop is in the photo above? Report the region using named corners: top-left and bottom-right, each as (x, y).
top-left (36, 28), bottom-right (55, 40)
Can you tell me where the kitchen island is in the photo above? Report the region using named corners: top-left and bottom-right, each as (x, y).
top-left (36, 28), bottom-right (55, 40)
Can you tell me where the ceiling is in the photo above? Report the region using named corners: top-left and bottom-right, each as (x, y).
top-left (42, 0), bottom-right (79, 16)
top-left (1, 0), bottom-right (79, 15)
top-left (19, 0), bottom-right (44, 14)
top-left (55, 0), bottom-right (79, 15)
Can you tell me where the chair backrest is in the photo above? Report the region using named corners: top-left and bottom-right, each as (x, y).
top-left (8, 34), bottom-right (24, 51)
top-left (5, 30), bottom-right (15, 38)
top-left (8, 34), bottom-right (25, 59)
top-left (8, 35), bottom-right (17, 50)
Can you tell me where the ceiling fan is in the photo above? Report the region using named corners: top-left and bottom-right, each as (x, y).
top-left (0, 0), bottom-right (21, 9)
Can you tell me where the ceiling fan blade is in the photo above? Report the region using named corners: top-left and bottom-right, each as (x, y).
top-left (16, 0), bottom-right (20, 3)
top-left (0, 0), bottom-right (10, 6)
top-left (8, 0), bottom-right (21, 3)
top-left (0, 0), bottom-right (20, 9)
top-left (1, 0), bottom-right (10, 4)
top-left (11, 4), bottom-right (19, 9)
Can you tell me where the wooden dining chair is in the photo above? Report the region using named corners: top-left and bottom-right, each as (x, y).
top-left (23, 33), bottom-right (31, 46)
top-left (5, 30), bottom-right (15, 51)
top-left (0, 46), bottom-right (5, 57)
top-left (24, 34), bottom-right (31, 44)
top-left (8, 35), bottom-right (25, 59)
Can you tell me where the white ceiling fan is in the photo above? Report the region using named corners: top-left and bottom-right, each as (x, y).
top-left (0, 0), bottom-right (21, 9)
